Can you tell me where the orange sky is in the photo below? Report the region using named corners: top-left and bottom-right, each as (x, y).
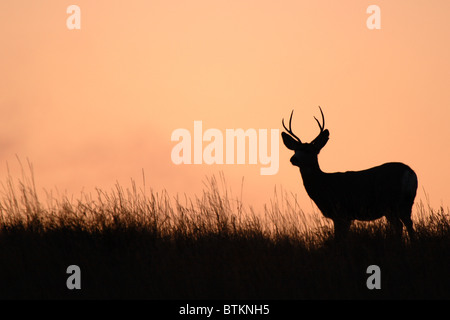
top-left (1, 1), bottom-right (449, 214)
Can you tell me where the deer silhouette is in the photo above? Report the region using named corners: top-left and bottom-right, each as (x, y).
top-left (281, 107), bottom-right (417, 240)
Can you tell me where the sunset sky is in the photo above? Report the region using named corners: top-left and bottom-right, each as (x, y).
top-left (1, 1), bottom-right (449, 214)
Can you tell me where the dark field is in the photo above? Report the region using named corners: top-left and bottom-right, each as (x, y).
top-left (0, 172), bottom-right (449, 299)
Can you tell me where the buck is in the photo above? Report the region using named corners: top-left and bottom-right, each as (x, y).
top-left (281, 107), bottom-right (418, 240)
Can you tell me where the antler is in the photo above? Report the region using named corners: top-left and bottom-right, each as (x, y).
top-left (282, 110), bottom-right (302, 143)
top-left (313, 106), bottom-right (325, 133)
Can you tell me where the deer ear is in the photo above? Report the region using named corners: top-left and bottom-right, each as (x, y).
top-left (282, 132), bottom-right (300, 150)
top-left (313, 129), bottom-right (329, 152)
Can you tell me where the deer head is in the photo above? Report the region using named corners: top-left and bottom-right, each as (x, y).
top-left (281, 107), bottom-right (329, 167)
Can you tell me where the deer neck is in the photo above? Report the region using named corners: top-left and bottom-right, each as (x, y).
top-left (299, 160), bottom-right (325, 196)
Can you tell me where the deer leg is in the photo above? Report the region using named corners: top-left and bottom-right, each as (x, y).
top-left (386, 216), bottom-right (403, 240)
top-left (400, 216), bottom-right (416, 242)
top-left (333, 219), bottom-right (351, 241)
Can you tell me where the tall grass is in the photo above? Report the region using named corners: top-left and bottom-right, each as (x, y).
top-left (0, 167), bottom-right (329, 245)
top-left (0, 164), bottom-right (449, 299)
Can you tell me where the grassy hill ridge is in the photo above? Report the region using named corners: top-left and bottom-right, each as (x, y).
top-left (0, 172), bottom-right (449, 299)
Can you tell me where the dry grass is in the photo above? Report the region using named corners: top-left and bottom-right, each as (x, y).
top-left (0, 164), bottom-right (449, 299)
